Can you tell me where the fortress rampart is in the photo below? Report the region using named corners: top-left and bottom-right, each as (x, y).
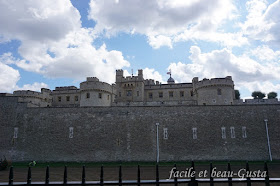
top-left (1, 96), bottom-right (279, 162)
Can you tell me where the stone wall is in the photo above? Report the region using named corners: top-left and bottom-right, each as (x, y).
top-left (1, 96), bottom-right (280, 162)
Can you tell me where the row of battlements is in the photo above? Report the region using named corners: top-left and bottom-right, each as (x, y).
top-left (145, 83), bottom-right (193, 90)
top-left (13, 90), bottom-right (41, 96)
top-left (193, 76), bottom-right (234, 89)
top-left (54, 86), bottom-right (78, 91)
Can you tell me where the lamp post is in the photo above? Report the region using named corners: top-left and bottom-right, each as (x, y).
top-left (156, 123), bottom-right (160, 163)
top-left (264, 119), bottom-right (272, 161)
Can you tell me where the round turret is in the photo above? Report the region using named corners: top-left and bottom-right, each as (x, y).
top-left (167, 77), bottom-right (175, 84)
top-left (193, 77), bottom-right (235, 105)
top-left (80, 77), bottom-right (114, 107)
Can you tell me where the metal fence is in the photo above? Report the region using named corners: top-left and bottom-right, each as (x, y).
top-left (1, 161), bottom-right (280, 185)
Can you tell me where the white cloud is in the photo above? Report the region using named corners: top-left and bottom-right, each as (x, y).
top-left (168, 46), bottom-right (280, 97)
top-left (0, 0), bottom-right (130, 84)
top-left (143, 68), bottom-right (164, 83)
top-left (241, 0), bottom-right (280, 46)
top-left (16, 82), bottom-right (49, 92)
top-left (0, 62), bottom-right (20, 92)
top-left (88, 0), bottom-right (241, 48)
top-left (250, 45), bottom-right (280, 62)
top-left (123, 68), bottom-right (164, 83)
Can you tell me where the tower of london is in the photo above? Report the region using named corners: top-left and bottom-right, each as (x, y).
top-left (0, 69), bottom-right (239, 107)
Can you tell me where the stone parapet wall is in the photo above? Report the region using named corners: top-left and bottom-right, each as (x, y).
top-left (1, 97), bottom-right (279, 162)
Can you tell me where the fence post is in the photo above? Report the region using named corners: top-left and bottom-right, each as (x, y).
top-left (45, 165), bottom-right (49, 185)
top-left (188, 161), bottom-right (198, 186)
top-left (210, 162), bottom-right (213, 186)
top-left (27, 166), bottom-right (31, 185)
top-left (63, 166), bottom-right (67, 185)
top-left (119, 165), bottom-right (122, 186)
top-left (82, 165), bottom-right (86, 185)
top-left (137, 165), bottom-right (140, 186)
top-left (100, 165), bottom-right (104, 186)
top-left (156, 164), bottom-right (159, 186)
top-left (174, 164), bottom-right (178, 186)
top-left (227, 163), bottom-right (232, 186)
top-left (8, 166), bottom-right (13, 186)
top-left (246, 162), bottom-right (251, 186)
top-left (264, 162), bottom-right (270, 186)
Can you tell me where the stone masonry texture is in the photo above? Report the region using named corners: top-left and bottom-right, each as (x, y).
top-left (0, 97), bottom-right (280, 162)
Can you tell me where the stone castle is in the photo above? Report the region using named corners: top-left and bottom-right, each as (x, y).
top-left (1, 69), bottom-right (279, 107)
top-left (1, 69), bottom-right (280, 162)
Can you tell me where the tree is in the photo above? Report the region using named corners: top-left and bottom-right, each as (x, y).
top-left (234, 90), bottom-right (240, 99)
top-left (251, 91), bottom-right (265, 99)
top-left (267, 92), bottom-right (277, 99)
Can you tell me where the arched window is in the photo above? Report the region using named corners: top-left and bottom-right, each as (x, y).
top-left (217, 88), bottom-right (222, 95)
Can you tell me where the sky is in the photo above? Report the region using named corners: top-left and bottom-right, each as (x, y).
top-left (0, 0), bottom-right (280, 99)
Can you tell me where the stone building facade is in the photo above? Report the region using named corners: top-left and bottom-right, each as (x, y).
top-left (1, 69), bottom-right (279, 107)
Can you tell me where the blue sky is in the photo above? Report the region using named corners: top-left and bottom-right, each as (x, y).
top-left (0, 0), bottom-right (280, 99)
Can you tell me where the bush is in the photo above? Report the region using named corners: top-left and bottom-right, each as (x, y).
top-left (235, 90), bottom-right (240, 99)
top-left (268, 92), bottom-right (277, 99)
top-left (0, 157), bottom-right (8, 171)
top-left (252, 91), bottom-right (265, 99)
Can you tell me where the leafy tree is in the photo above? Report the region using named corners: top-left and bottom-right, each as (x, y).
top-left (251, 91), bottom-right (265, 99)
top-left (267, 92), bottom-right (277, 99)
top-left (234, 90), bottom-right (240, 99)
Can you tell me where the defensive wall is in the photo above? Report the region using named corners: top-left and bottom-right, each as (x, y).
top-left (0, 96), bottom-right (280, 162)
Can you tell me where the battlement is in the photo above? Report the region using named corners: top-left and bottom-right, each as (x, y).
top-left (194, 76), bottom-right (234, 90)
top-left (13, 90), bottom-right (41, 96)
top-left (80, 79), bottom-right (113, 93)
top-left (55, 86), bottom-right (78, 91)
top-left (145, 83), bottom-right (193, 90)
top-left (86, 77), bottom-right (99, 82)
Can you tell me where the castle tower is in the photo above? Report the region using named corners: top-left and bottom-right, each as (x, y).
top-left (193, 76), bottom-right (235, 105)
top-left (80, 77), bottom-right (115, 107)
top-left (114, 69), bottom-right (145, 103)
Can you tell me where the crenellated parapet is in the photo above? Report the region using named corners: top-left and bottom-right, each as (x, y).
top-left (12, 89), bottom-right (52, 107)
top-left (193, 76), bottom-right (234, 91)
top-left (80, 77), bottom-right (113, 94)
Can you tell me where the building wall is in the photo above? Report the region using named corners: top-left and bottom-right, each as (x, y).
top-left (80, 78), bottom-right (114, 107)
top-left (52, 87), bottom-right (80, 107)
top-left (144, 84), bottom-right (195, 103)
top-left (1, 97), bottom-right (279, 162)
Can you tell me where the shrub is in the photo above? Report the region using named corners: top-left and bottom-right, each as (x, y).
top-left (0, 157), bottom-right (8, 171)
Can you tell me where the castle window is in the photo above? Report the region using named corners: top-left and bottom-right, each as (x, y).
top-left (99, 93), bottom-right (102, 99)
top-left (190, 90), bottom-right (193, 96)
top-left (169, 91), bottom-right (173, 98)
top-left (224, 99), bottom-right (228, 103)
top-left (217, 88), bottom-right (222, 95)
top-left (69, 127), bottom-right (74, 138)
top-left (66, 96), bottom-right (70, 101)
top-left (159, 92), bottom-right (163, 98)
top-left (75, 96), bottom-right (78, 101)
top-left (127, 90), bottom-right (132, 96)
top-left (137, 91), bottom-right (139, 96)
top-left (221, 127), bottom-right (226, 139)
top-left (58, 96), bottom-right (62, 102)
top-left (180, 91), bottom-right (184, 97)
top-left (192, 127), bottom-right (197, 139)
top-left (230, 127), bottom-right (235, 138)
top-left (86, 93), bottom-right (90, 98)
top-left (242, 126), bottom-right (247, 138)
top-left (212, 99), bottom-right (216, 103)
top-left (163, 128), bottom-right (168, 139)
top-left (14, 127), bottom-right (18, 138)
top-left (119, 92), bottom-right (121, 97)
top-left (149, 92), bottom-right (153, 99)
top-left (107, 95), bottom-right (110, 100)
